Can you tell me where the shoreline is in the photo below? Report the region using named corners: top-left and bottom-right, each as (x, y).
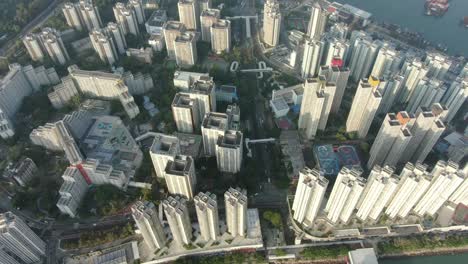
top-left (379, 245), bottom-right (468, 259)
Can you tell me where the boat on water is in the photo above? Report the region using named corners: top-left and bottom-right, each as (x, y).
top-left (463, 16), bottom-right (468, 28)
top-left (425, 0), bottom-right (449, 16)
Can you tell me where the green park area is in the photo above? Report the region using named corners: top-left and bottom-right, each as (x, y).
top-left (378, 234), bottom-right (468, 255)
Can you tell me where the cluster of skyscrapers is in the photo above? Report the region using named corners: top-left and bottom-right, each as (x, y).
top-left (131, 187), bottom-right (247, 251)
top-left (162, 0), bottom-right (231, 67)
top-left (23, 28), bottom-right (70, 65)
top-left (293, 160), bottom-right (467, 226)
top-left (280, 2), bottom-right (466, 148)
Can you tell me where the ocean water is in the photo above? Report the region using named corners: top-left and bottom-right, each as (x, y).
top-left (336, 0), bottom-right (468, 56)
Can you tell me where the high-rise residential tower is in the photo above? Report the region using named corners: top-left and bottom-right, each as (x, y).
top-left (216, 130), bottom-right (243, 173)
top-left (224, 187), bottom-right (248, 237)
top-left (165, 155), bottom-right (196, 199)
top-left (292, 168), bottom-right (328, 227)
top-left (367, 112), bottom-right (413, 169)
top-left (178, 0), bottom-right (199, 30)
top-left (149, 134), bottom-right (180, 179)
top-left (324, 167), bottom-right (366, 224)
top-left (263, 0), bottom-right (281, 47)
top-left (174, 32), bottom-right (198, 68)
top-left (307, 2), bottom-right (327, 40)
top-left (113, 2), bottom-right (140, 36)
top-left (0, 212), bottom-right (46, 264)
top-left (162, 196), bottom-right (192, 245)
top-left (346, 78), bottom-right (382, 138)
top-left (131, 201), bottom-right (167, 251)
top-left (202, 112), bottom-right (229, 156)
top-left (194, 192), bottom-right (219, 241)
top-left (301, 38), bottom-right (325, 79)
top-left (298, 76), bottom-right (336, 139)
top-left (200, 9), bottom-right (220, 42)
top-left (172, 93), bottom-right (200, 133)
top-left (385, 163), bottom-right (432, 219)
top-left (211, 19), bottom-right (231, 54)
top-left (319, 66), bottom-right (350, 113)
top-left (356, 166), bottom-right (399, 221)
top-left (163, 21), bottom-right (186, 59)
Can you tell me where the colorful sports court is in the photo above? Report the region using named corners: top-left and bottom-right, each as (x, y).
top-left (314, 144), bottom-right (361, 176)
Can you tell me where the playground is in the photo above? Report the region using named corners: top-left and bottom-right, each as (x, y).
top-left (314, 144), bottom-right (361, 176)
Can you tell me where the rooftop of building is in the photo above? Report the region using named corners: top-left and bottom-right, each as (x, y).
top-left (271, 97), bottom-right (289, 111)
top-left (174, 132), bottom-right (203, 158)
top-left (217, 130), bottom-right (242, 148)
top-left (150, 133), bottom-right (179, 155)
top-left (68, 65), bottom-right (122, 81)
top-left (202, 112), bottom-right (229, 130)
top-left (80, 115), bottom-right (140, 167)
top-left (165, 155), bottom-right (192, 176)
top-left (212, 19), bottom-right (230, 28)
top-left (172, 93), bottom-right (195, 108)
top-left (146, 10), bottom-right (167, 28)
top-left (348, 248), bottom-right (378, 264)
top-left (175, 31), bottom-right (197, 42)
top-left (163, 20), bottom-right (185, 31)
top-left (201, 8), bottom-right (220, 17)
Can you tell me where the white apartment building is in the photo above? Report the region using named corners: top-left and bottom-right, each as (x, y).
top-left (398, 57), bottom-right (429, 103)
top-left (301, 38), bottom-right (324, 79)
top-left (68, 65), bottom-right (140, 119)
top-left (22, 34), bottom-right (44, 62)
top-left (322, 36), bottom-right (349, 67)
top-left (113, 2), bottom-right (140, 36)
top-left (129, 0), bottom-right (146, 24)
top-left (0, 212), bottom-right (46, 264)
top-left (298, 76), bottom-right (336, 139)
top-left (211, 19), bottom-right (231, 54)
top-left (131, 201), bottom-right (166, 251)
top-left (345, 78), bottom-right (382, 138)
top-left (263, 0), bottom-right (281, 47)
top-left (165, 155), bottom-right (196, 199)
top-left (78, 0), bottom-right (103, 30)
top-left (172, 93), bottom-right (200, 133)
top-left (194, 192), bottom-right (219, 241)
top-left (178, 0), bottom-right (199, 30)
top-left (224, 187), bottom-right (248, 237)
top-left (202, 112), bottom-right (229, 156)
top-left (307, 2), bottom-right (327, 40)
top-left (90, 29), bottom-right (118, 65)
top-left (149, 134), bottom-right (180, 179)
top-left (56, 167), bottom-right (88, 218)
top-left (182, 78), bottom-right (216, 124)
top-left (348, 32), bottom-right (381, 81)
top-left (367, 112), bottom-right (413, 169)
top-left (174, 31), bottom-right (198, 68)
top-left (163, 21), bottom-right (186, 59)
top-left (425, 51), bottom-right (452, 80)
top-left (406, 78), bottom-right (446, 114)
top-left (441, 76), bottom-right (467, 123)
top-left (216, 130), bottom-right (243, 173)
top-left (324, 167), bottom-right (366, 224)
top-left (162, 196), bottom-right (192, 245)
top-left (401, 105), bottom-right (446, 164)
top-left (378, 74), bottom-right (405, 114)
top-left (414, 161), bottom-right (464, 216)
top-left (385, 163), bottom-right (432, 219)
top-left (0, 64), bottom-right (59, 139)
top-left (370, 43), bottom-right (403, 79)
top-left (200, 9), bottom-right (220, 42)
top-left (173, 71), bottom-right (209, 90)
top-left (319, 66), bottom-right (350, 113)
top-left (356, 166), bottom-right (399, 221)
top-left (292, 168), bottom-right (328, 227)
